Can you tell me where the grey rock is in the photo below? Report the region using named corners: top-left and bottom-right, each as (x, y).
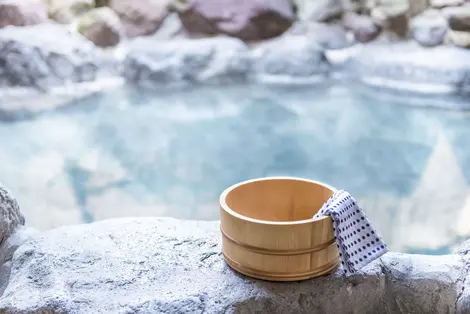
top-left (457, 238), bottom-right (470, 256)
top-left (345, 41), bottom-right (470, 92)
top-left (109, 0), bottom-right (168, 38)
top-left (151, 13), bottom-right (186, 40)
top-left (456, 239), bottom-right (470, 314)
top-left (0, 184), bottom-right (24, 246)
top-left (0, 0), bottom-right (47, 28)
top-left (0, 218), bottom-right (467, 313)
top-left (342, 12), bottom-right (381, 43)
top-left (0, 23), bottom-right (119, 91)
top-left (249, 36), bottom-right (330, 83)
top-left (448, 29), bottom-right (470, 48)
top-left (371, 6), bottom-right (410, 39)
top-left (0, 226), bottom-right (38, 296)
top-left (431, 0), bottom-right (464, 8)
top-left (123, 37), bottom-right (250, 86)
top-left (0, 226), bottom-right (38, 264)
top-left (0, 262), bottom-right (11, 298)
top-left (411, 10), bottom-right (448, 47)
top-left (447, 6), bottom-right (470, 31)
top-left (409, 0), bottom-right (430, 16)
top-left (77, 7), bottom-right (125, 48)
top-left (0, 184), bottom-right (28, 297)
top-left (306, 0), bottom-right (345, 22)
top-left (287, 21), bottom-right (355, 49)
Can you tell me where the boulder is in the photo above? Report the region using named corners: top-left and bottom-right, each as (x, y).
top-left (431, 0), bottom-right (464, 8)
top-left (368, 0), bottom-right (428, 17)
top-left (169, 0), bottom-right (296, 41)
top-left (0, 217), bottom-right (468, 313)
top-left (287, 21), bottom-right (355, 49)
top-left (448, 29), bottom-right (470, 47)
top-left (44, 0), bottom-right (94, 24)
top-left (342, 12), bottom-right (381, 43)
top-left (109, 0), bottom-right (169, 37)
top-left (408, 0), bottom-right (430, 16)
top-left (457, 239), bottom-right (470, 314)
top-left (0, 23), bottom-right (119, 90)
top-left (411, 10), bottom-right (448, 46)
top-left (443, 6), bottom-right (470, 47)
top-left (0, 0), bottom-right (47, 28)
top-left (123, 37), bottom-right (250, 86)
top-left (249, 36), bottom-right (331, 83)
top-left (151, 13), bottom-right (187, 40)
top-left (345, 41), bottom-right (470, 92)
top-left (447, 6), bottom-right (470, 31)
top-left (0, 184), bottom-right (24, 245)
top-left (78, 7), bottom-right (124, 47)
top-left (371, 5), bottom-right (409, 39)
top-left (0, 226), bottom-right (38, 296)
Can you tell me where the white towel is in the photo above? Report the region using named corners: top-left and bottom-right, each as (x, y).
top-left (314, 190), bottom-right (389, 275)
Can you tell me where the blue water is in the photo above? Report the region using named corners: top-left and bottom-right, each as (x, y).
top-left (1, 82), bottom-right (470, 254)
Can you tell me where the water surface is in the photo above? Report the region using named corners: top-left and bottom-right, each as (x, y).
top-left (1, 82), bottom-right (470, 254)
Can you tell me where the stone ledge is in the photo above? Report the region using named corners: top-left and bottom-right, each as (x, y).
top-left (0, 217), bottom-right (468, 314)
top-left (3, 22), bottom-right (470, 100)
top-left (344, 41), bottom-right (470, 93)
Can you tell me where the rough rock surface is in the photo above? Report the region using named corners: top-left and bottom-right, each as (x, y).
top-left (170, 0), bottom-right (296, 41)
top-left (150, 13), bottom-right (189, 40)
top-left (305, 0), bottom-right (345, 22)
top-left (447, 6), bottom-right (470, 31)
top-left (78, 7), bottom-right (124, 47)
top-left (0, 184), bottom-right (30, 297)
top-left (408, 0), bottom-right (430, 16)
top-left (411, 10), bottom-right (448, 47)
top-left (45, 0), bottom-right (94, 24)
top-left (287, 21), bottom-right (354, 49)
top-left (123, 37), bottom-right (250, 86)
top-left (431, 0), bottom-right (464, 8)
top-left (371, 6), bottom-right (409, 39)
top-left (0, 184), bottom-right (24, 246)
top-left (0, 226), bottom-right (38, 296)
top-left (0, 23), bottom-right (119, 90)
top-left (109, 0), bottom-right (168, 38)
top-left (0, 0), bottom-right (47, 28)
top-left (448, 29), bottom-right (470, 48)
top-left (345, 42), bottom-right (470, 92)
top-left (457, 239), bottom-right (470, 314)
top-left (0, 217), bottom-right (468, 313)
top-left (443, 5), bottom-right (470, 47)
top-left (249, 36), bottom-right (330, 83)
top-left (342, 12), bottom-right (381, 43)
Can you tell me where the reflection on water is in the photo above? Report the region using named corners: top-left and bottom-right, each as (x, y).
top-left (1, 82), bottom-right (470, 254)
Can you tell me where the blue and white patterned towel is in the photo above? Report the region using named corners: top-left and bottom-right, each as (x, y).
top-left (313, 190), bottom-right (388, 275)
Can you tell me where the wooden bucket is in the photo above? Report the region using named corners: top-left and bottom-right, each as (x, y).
top-left (220, 177), bottom-right (340, 281)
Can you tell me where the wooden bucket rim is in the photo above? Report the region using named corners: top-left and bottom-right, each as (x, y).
top-left (219, 176), bottom-right (336, 226)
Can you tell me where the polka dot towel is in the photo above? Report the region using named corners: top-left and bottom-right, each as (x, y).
top-left (313, 190), bottom-right (389, 275)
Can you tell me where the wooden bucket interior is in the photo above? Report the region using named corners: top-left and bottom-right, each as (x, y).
top-left (224, 178), bottom-right (334, 222)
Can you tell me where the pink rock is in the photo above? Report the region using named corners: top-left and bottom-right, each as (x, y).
top-left (170, 0), bottom-right (296, 41)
